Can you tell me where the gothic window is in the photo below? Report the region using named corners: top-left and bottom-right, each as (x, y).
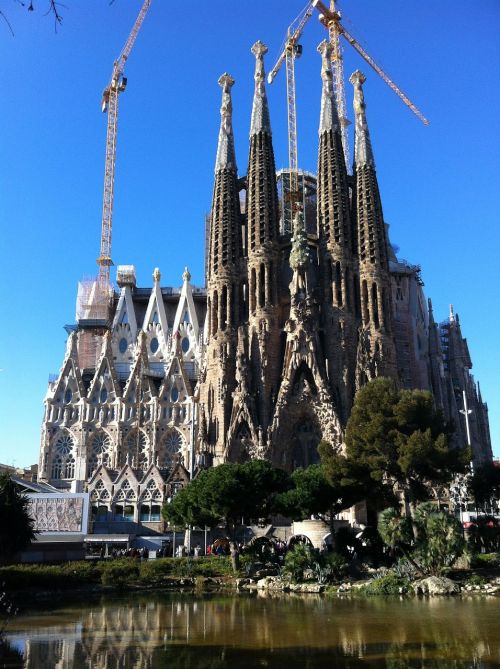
top-left (51, 432), bottom-right (76, 480)
top-left (372, 283), bottom-right (380, 329)
top-left (362, 280), bottom-right (369, 324)
top-left (335, 262), bottom-right (343, 307)
top-left (100, 388), bottom-right (108, 403)
top-left (292, 419), bottom-right (321, 469)
top-left (212, 291), bottom-right (218, 336)
top-left (229, 424), bottom-right (251, 463)
top-left (118, 430), bottom-right (148, 469)
top-left (119, 310), bottom-right (129, 325)
top-left (152, 311), bottom-right (159, 324)
top-left (64, 388), bottom-right (72, 404)
top-left (259, 264), bottom-right (265, 308)
top-left (119, 338), bottom-right (128, 354)
top-left (181, 337), bottom-right (190, 354)
top-left (150, 337), bottom-right (159, 354)
top-left (221, 286), bottom-right (227, 331)
top-left (158, 430), bottom-right (184, 467)
top-left (250, 268), bottom-right (256, 314)
top-left (87, 432), bottom-right (112, 477)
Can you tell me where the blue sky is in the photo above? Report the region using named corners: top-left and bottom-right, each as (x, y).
top-left (0, 0), bottom-right (499, 466)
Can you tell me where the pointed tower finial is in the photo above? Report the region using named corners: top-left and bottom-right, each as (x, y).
top-left (449, 304), bottom-right (455, 323)
top-left (153, 267), bottom-right (161, 283)
top-left (182, 266), bottom-right (191, 283)
top-left (250, 41), bottom-right (271, 136)
top-left (428, 297), bottom-right (435, 324)
top-left (350, 70), bottom-right (375, 167)
top-left (215, 73), bottom-right (237, 171)
top-left (318, 39), bottom-right (340, 132)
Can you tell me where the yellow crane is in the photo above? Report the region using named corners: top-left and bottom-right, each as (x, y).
top-left (268, 3), bottom-right (314, 219)
top-left (97, 0), bottom-right (152, 293)
top-left (312, 0), bottom-right (429, 126)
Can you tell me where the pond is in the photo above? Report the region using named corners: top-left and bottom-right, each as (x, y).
top-left (5, 591), bottom-right (500, 668)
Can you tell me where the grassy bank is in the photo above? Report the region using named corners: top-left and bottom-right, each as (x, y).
top-left (0, 557), bottom-right (234, 592)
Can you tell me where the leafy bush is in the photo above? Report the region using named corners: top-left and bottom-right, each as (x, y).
top-left (361, 572), bottom-right (411, 595)
top-left (466, 574), bottom-right (487, 587)
top-left (322, 552), bottom-right (349, 581)
top-left (378, 504), bottom-right (465, 576)
top-left (0, 562), bottom-right (100, 590)
top-left (471, 552), bottom-right (500, 568)
top-left (100, 559), bottom-right (139, 586)
top-left (283, 544), bottom-right (315, 583)
top-left (391, 558), bottom-right (417, 581)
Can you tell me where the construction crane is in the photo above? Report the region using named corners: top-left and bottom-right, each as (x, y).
top-left (97, 0), bottom-right (152, 293)
top-left (268, 3), bottom-right (314, 225)
top-left (312, 0), bottom-right (429, 126)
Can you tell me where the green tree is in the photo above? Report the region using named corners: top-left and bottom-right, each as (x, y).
top-left (275, 464), bottom-right (336, 520)
top-left (341, 378), bottom-right (468, 525)
top-left (0, 473), bottom-right (36, 563)
top-left (283, 543), bottom-right (315, 583)
top-left (162, 460), bottom-right (291, 539)
top-left (469, 462), bottom-right (500, 512)
top-left (378, 503), bottom-right (465, 576)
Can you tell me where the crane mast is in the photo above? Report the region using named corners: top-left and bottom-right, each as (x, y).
top-left (97, 0), bottom-right (151, 292)
top-left (327, 0), bottom-right (350, 172)
top-left (312, 0), bottom-right (429, 126)
top-left (268, 4), bottom-right (314, 227)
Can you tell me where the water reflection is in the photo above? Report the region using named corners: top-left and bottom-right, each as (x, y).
top-left (6, 593), bottom-right (500, 668)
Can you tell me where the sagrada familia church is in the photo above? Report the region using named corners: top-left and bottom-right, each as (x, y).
top-left (38, 40), bottom-right (492, 531)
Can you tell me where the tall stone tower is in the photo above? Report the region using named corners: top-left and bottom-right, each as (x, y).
top-left (316, 40), bottom-right (358, 422)
top-left (224, 42), bottom-right (283, 462)
top-left (245, 42), bottom-right (282, 434)
top-left (200, 73), bottom-right (243, 461)
top-left (350, 70), bottom-right (397, 385)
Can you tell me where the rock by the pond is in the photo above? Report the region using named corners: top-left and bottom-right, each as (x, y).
top-left (413, 576), bottom-right (460, 596)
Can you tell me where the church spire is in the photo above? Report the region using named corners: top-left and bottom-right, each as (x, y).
top-left (243, 41), bottom-right (281, 433)
top-left (350, 70), bottom-right (397, 384)
top-left (350, 70), bottom-right (388, 272)
top-left (250, 41), bottom-right (271, 136)
top-left (350, 70), bottom-right (375, 168)
top-left (208, 73), bottom-right (242, 283)
top-left (199, 73), bottom-right (243, 461)
top-left (318, 40), bottom-right (340, 133)
top-left (215, 73), bottom-right (237, 171)
top-left (317, 40), bottom-right (356, 421)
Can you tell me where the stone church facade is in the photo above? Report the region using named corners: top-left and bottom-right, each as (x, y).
top-left (39, 40), bottom-right (492, 529)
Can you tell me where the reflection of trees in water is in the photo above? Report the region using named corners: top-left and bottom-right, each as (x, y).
top-left (8, 594), bottom-right (500, 668)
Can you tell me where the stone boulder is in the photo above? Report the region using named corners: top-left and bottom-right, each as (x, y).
top-left (413, 576), bottom-right (460, 596)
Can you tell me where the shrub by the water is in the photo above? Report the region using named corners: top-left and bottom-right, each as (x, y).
top-left (100, 559), bottom-right (139, 586)
top-left (361, 572), bottom-right (411, 595)
top-left (283, 544), bottom-right (316, 583)
top-left (0, 556), bottom-right (236, 592)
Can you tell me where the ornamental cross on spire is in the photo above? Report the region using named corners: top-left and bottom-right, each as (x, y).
top-left (318, 39), bottom-right (340, 133)
top-left (215, 73), bottom-right (237, 171)
top-left (250, 41), bottom-right (271, 136)
top-left (350, 69), bottom-right (375, 167)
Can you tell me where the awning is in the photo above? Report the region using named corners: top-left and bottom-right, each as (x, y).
top-left (84, 535), bottom-right (132, 543)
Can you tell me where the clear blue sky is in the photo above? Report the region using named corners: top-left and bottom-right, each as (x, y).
top-left (0, 1), bottom-right (498, 467)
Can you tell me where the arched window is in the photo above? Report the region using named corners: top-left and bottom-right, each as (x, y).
top-left (158, 430), bottom-right (184, 468)
top-left (117, 430), bottom-right (149, 469)
top-left (87, 432), bottom-right (112, 477)
top-left (51, 432), bottom-right (76, 480)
